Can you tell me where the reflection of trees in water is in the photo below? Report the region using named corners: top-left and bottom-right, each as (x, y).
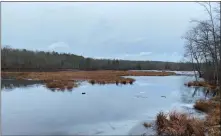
top-left (1, 79), bottom-right (43, 90)
top-left (180, 85), bottom-right (213, 104)
top-left (47, 87), bottom-right (74, 92)
top-left (2, 79), bottom-right (75, 92)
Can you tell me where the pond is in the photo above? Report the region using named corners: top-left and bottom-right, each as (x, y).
top-left (1, 75), bottom-right (212, 135)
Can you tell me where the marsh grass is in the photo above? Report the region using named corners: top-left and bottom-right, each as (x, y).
top-left (194, 100), bottom-right (212, 113)
top-left (193, 98), bottom-right (221, 136)
top-left (207, 126), bottom-right (221, 136)
top-left (205, 104), bottom-right (221, 136)
top-left (45, 80), bottom-right (77, 90)
top-left (194, 99), bottom-right (220, 113)
top-left (2, 70), bottom-right (175, 89)
top-left (185, 81), bottom-right (221, 136)
top-left (155, 111), bottom-right (205, 136)
top-left (89, 80), bottom-right (95, 85)
top-left (121, 80), bottom-right (127, 84)
top-left (185, 81), bottom-right (217, 91)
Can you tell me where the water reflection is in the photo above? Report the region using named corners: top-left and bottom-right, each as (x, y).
top-left (2, 75), bottom-right (210, 135)
top-left (180, 86), bottom-right (213, 104)
top-left (1, 79), bottom-right (43, 90)
top-left (47, 87), bottom-right (74, 92)
top-left (2, 79), bottom-right (132, 92)
top-left (1, 79), bottom-right (78, 92)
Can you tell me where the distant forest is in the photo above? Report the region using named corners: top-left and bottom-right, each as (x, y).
top-left (1, 46), bottom-right (193, 71)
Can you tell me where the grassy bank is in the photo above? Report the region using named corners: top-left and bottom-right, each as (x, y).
top-left (148, 99), bottom-right (220, 136)
top-left (195, 98), bottom-right (221, 136)
top-left (1, 70), bottom-right (176, 90)
top-left (185, 81), bottom-right (218, 91)
top-left (144, 83), bottom-right (221, 136)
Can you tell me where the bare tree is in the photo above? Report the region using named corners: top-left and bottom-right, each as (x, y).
top-left (183, 2), bottom-right (220, 89)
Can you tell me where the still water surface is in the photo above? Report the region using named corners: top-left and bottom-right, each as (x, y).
top-left (1, 75), bottom-right (210, 135)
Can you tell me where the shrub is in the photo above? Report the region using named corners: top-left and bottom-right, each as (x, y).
top-left (121, 80), bottom-right (127, 84)
top-left (143, 122), bottom-right (151, 128)
top-left (89, 80), bottom-right (95, 85)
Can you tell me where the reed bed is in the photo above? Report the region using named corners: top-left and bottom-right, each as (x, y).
top-left (2, 70), bottom-right (175, 89)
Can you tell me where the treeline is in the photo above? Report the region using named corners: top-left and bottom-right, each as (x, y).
top-left (1, 46), bottom-right (192, 71)
top-left (183, 2), bottom-right (220, 86)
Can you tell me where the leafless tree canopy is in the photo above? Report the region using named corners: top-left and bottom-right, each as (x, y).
top-left (183, 2), bottom-right (220, 88)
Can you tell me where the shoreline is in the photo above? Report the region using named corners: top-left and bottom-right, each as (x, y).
top-left (2, 72), bottom-right (219, 135)
top-left (143, 80), bottom-right (220, 136)
top-left (1, 70), bottom-right (176, 90)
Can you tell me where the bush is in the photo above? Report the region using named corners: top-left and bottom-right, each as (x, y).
top-left (89, 80), bottom-right (95, 85)
top-left (121, 80), bottom-right (127, 84)
top-left (143, 122), bottom-right (152, 128)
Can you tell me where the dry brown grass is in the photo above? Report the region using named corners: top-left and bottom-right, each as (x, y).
top-left (155, 111), bottom-right (205, 136)
top-left (205, 107), bottom-right (220, 126)
top-left (194, 100), bottom-right (212, 113)
top-left (2, 70), bottom-right (175, 88)
top-left (193, 98), bottom-right (221, 136)
top-left (186, 81), bottom-right (221, 136)
top-left (205, 106), bottom-right (221, 136)
top-left (207, 126), bottom-right (221, 136)
top-left (185, 81), bottom-right (217, 91)
top-left (194, 99), bottom-right (220, 113)
top-left (185, 81), bottom-right (207, 87)
top-left (89, 80), bottom-right (95, 85)
top-left (45, 80), bottom-right (78, 90)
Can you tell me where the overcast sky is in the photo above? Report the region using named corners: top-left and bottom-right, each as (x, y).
top-left (2, 2), bottom-right (208, 62)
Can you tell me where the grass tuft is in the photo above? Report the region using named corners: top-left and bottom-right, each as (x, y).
top-left (2, 71), bottom-right (175, 87)
top-left (121, 80), bottom-right (127, 84)
top-left (45, 80), bottom-right (77, 91)
top-left (155, 111), bottom-right (205, 136)
top-left (89, 80), bottom-right (95, 85)
top-left (194, 100), bottom-right (212, 113)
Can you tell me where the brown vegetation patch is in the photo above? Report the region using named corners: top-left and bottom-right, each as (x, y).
top-left (1, 70), bottom-right (175, 88)
top-left (205, 106), bottom-right (221, 136)
top-left (185, 81), bottom-right (218, 91)
top-left (207, 126), bottom-right (221, 136)
top-left (194, 100), bottom-right (213, 113)
top-left (45, 80), bottom-right (78, 90)
top-left (193, 99), bottom-right (221, 136)
top-left (185, 81), bottom-right (209, 87)
top-left (205, 107), bottom-right (220, 126)
top-left (194, 99), bottom-right (220, 113)
top-left (155, 111), bottom-right (205, 136)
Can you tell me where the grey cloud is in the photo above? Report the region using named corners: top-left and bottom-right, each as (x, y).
top-left (2, 2), bottom-right (207, 62)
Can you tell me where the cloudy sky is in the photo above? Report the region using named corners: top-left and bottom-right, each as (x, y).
top-left (2, 2), bottom-right (208, 62)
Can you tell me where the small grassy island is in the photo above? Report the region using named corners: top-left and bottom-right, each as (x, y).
top-left (2, 70), bottom-right (176, 90)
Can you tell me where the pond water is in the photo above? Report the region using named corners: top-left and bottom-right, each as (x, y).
top-left (1, 75), bottom-right (212, 135)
